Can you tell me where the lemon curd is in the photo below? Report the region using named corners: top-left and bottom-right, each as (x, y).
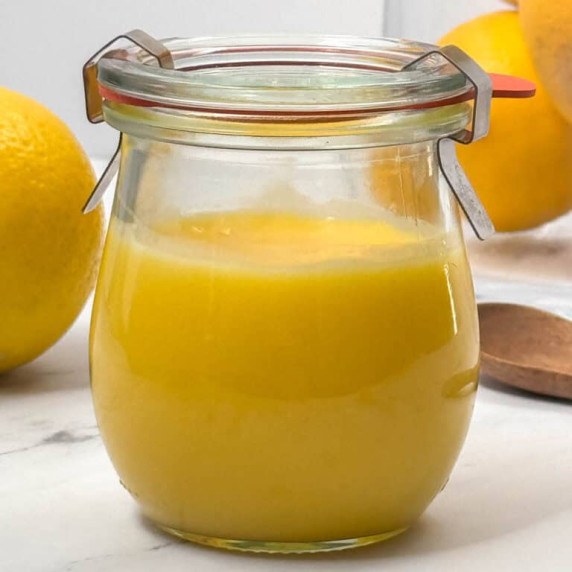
top-left (90, 209), bottom-right (479, 550)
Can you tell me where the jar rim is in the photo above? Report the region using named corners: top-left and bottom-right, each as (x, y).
top-left (97, 34), bottom-right (472, 119)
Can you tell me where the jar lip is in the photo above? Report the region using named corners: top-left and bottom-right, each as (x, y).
top-left (97, 34), bottom-right (472, 119)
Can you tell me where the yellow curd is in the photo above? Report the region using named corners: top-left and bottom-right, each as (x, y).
top-left (90, 210), bottom-right (478, 545)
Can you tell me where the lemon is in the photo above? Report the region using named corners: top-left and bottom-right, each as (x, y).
top-left (520, 0), bottom-right (572, 124)
top-left (439, 11), bottom-right (572, 232)
top-left (0, 87), bottom-right (104, 372)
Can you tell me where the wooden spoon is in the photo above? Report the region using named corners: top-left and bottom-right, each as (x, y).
top-left (478, 303), bottom-right (572, 400)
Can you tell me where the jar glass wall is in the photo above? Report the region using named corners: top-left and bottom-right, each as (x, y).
top-left (89, 35), bottom-right (480, 553)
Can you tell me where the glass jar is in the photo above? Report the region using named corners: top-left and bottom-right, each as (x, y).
top-left (88, 34), bottom-right (482, 553)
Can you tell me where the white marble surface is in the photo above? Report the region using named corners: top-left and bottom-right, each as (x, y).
top-left (1, 165), bottom-right (571, 570)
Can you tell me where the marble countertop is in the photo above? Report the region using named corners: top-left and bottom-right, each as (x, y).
top-left (2, 169), bottom-right (571, 571)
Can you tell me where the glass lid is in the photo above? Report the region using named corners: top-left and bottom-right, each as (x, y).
top-left (96, 35), bottom-right (473, 118)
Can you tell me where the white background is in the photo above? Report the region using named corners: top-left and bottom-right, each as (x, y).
top-left (1, 0), bottom-right (509, 157)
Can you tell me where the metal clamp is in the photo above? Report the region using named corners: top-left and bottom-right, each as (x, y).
top-left (82, 30), bottom-right (173, 213)
top-left (404, 45), bottom-right (495, 240)
top-left (83, 29), bottom-right (174, 124)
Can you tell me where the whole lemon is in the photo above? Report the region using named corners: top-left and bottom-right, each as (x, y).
top-left (520, 0), bottom-right (572, 124)
top-left (439, 11), bottom-right (572, 232)
top-left (0, 87), bottom-right (104, 372)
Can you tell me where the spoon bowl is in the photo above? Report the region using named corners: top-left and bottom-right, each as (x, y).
top-left (478, 302), bottom-right (572, 400)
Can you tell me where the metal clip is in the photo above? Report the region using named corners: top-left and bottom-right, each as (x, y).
top-left (82, 30), bottom-right (174, 213)
top-left (403, 45), bottom-right (495, 240)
